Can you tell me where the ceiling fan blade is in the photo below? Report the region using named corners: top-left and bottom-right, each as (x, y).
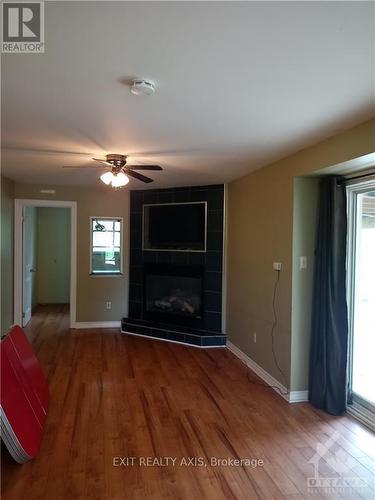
top-left (3, 146), bottom-right (95, 156)
top-left (92, 158), bottom-right (112, 166)
top-left (125, 170), bottom-right (154, 183)
top-left (62, 165), bottom-right (105, 169)
top-left (126, 165), bottom-right (162, 171)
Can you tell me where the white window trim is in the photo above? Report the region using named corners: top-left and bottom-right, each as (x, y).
top-left (346, 177), bottom-right (375, 428)
top-left (90, 216), bottom-right (124, 276)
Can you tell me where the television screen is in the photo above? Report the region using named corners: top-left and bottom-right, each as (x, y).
top-left (144, 202), bottom-right (206, 251)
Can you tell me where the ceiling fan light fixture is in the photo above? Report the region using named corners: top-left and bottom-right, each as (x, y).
top-left (100, 171), bottom-right (114, 185)
top-left (111, 172), bottom-right (129, 187)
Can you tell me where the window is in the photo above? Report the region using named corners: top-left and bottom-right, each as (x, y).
top-left (90, 217), bottom-right (123, 275)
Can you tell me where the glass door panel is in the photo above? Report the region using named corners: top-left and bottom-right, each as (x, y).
top-left (347, 180), bottom-right (375, 424)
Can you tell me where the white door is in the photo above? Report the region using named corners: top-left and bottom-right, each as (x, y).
top-left (22, 206), bottom-right (37, 326)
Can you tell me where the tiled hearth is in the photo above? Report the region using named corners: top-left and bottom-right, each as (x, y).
top-left (121, 184), bottom-right (227, 347)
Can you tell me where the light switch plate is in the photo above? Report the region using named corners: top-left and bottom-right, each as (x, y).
top-left (299, 256), bottom-right (307, 269)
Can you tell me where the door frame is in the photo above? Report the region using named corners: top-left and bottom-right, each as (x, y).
top-left (346, 176), bottom-right (375, 429)
top-left (22, 205), bottom-right (37, 326)
top-left (14, 199), bottom-right (77, 328)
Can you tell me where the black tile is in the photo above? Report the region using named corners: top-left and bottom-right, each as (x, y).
top-left (171, 252), bottom-right (189, 265)
top-left (167, 331), bottom-right (184, 343)
top-left (207, 210), bottom-right (224, 232)
top-left (129, 284), bottom-right (143, 302)
top-left (152, 329), bottom-right (168, 340)
top-left (128, 301), bottom-right (142, 319)
top-left (129, 266), bottom-right (143, 284)
top-left (205, 190), bottom-right (224, 210)
top-left (130, 230), bottom-right (142, 250)
top-left (122, 322), bottom-right (138, 334)
top-left (122, 316), bottom-right (226, 347)
top-left (185, 334), bottom-right (202, 346)
top-left (131, 191), bottom-right (144, 213)
top-left (157, 252), bottom-right (172, 264)
top-left (204, 292), bottom-right (222, 313)
top-left (157, 191), bottom-right (174, 204)
top-left (207, 231), bottom-right (223, 251)
top-left (206, 251), bottom-right (223, 271)
top-left (143, 251), bottom-right (157, 263)
top-left (190, 190), bottom-right (207, 202)
top-left (191, 184), bottom-right (222, 192)
top-left (143, 191), bottom-right (158, 205)
top-left (130, 213), bottom-right (142, 232)
top-left (205, 184), bottom-right (224, 192)
top-left (201, 336), bottom-right (226, 347)
top-left (174, 189), bottom-right (191, 203)
top-left (130, 249), bottom-right (142, 266)
top-left (205, 271), bottom-right (222, 291)
top-left (204, 312), bottom-right (222, 332)
top-left (137, 325), bottom-right (152, 337)
top-left (188, 252), bottom-right (205, 266)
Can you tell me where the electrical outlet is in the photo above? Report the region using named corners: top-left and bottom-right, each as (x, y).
top-left (273, 262), bottom-right (282, 271)
top-left (299, 256), bottom-right (307, 270)
top-left (106, 301), bottom-right (112, 310)
top-left (253, 332), bottom-right (257, 343)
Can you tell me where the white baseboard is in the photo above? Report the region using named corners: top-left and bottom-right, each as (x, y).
top-left (226, 341), bottom-right (308, 403)
top-left (288, 390), bottom-right (309, 403)
top-left (72, 321), bottom-right (121, 329)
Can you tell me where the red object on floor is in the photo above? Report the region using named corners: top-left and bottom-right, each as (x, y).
top-left (0, 325), bottom-right (49, 463)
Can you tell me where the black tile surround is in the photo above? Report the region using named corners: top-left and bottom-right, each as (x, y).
top-left (122, 184), bottom-right (226, 347)
top-left (121, 318), bottom-right (227, 347)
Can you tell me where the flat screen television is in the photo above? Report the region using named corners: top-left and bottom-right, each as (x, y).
top-left (143, 202), bottom-right (207, 251)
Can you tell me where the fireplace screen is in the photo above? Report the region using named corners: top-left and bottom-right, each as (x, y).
top-left (145, 273), bottom-right (202, 319)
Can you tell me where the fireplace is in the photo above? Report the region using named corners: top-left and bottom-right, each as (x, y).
top-left (123, 185), bottom-right (226, 346)
top-left (144, 264), bottom-right (204, 327)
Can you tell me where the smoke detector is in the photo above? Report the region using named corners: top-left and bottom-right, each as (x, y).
top-left (130, 79), bottom-right (156, 96)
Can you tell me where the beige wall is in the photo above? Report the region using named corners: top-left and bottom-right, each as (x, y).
top-left (1, 176), bottom-right (15, 335)
top-left (14, 183), bottom-right (129, 322)
top-left (227, 118), bottom-right (375, 389)
top-left (37, 207), bottom-right (70, 304)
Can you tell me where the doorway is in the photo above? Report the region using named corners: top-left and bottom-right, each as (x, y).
top-left (14, 200), bottom-right (77, 328)
top-left (347, 178), bottom-right (375, 427)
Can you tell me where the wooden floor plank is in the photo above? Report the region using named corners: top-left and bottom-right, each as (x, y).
top-left (1, 305), bottom-right (374, 499)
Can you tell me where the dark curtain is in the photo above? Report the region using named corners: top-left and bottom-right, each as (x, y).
top-left (309, 176), bottom-right (348, 415)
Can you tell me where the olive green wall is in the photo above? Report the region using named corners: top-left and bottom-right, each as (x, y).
top-left (290, 177), bottom-right (319, 391)
top-left (227, 118), bottom-right (375, 389)
top-left (37, 207), bottom-right (70, 304)
top-left (23, 206), bottom-right (38, 311)
top-left (14, 184), bottom-right (129, 323)
top-left (1, 176), bottom-right (15, 336)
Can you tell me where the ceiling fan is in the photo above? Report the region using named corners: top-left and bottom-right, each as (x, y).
top-left (63, 153), bottom-right (162, 187)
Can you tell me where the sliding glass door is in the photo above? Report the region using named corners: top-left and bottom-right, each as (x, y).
top-left (347, 179), bottom-right (375, 426)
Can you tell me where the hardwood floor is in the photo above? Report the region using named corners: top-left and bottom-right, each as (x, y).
top-left (2, 305), bottom-right (375, 499)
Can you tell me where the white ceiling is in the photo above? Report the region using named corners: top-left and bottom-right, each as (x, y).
top-left (2, 1), bottom-right (374, 188)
